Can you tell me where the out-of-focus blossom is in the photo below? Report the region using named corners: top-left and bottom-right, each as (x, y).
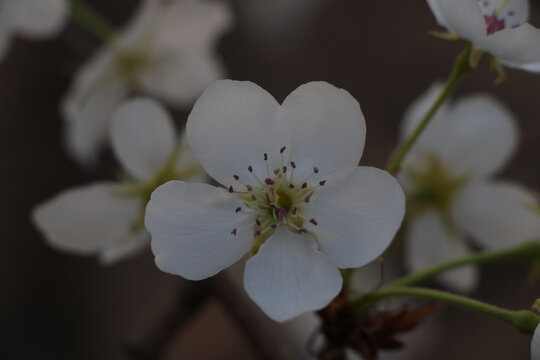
top-left (427, 0), bottom-right (540, 72)
top-left (33, 98), bottom-right (205, 264)
top-left (145, 80), bottom-right (405, 322)
top-left (0, 0), bottom-right (67, 61)
top-left (399, 83), bottom-right (540, 292)
top-left (62, 0), bottom-right (232, 165)
top-left (532, 323), bottom-right (540, 360)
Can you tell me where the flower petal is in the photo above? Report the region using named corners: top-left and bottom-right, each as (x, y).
top-left (436, 0), bottom-right (486, 43)
top-left (454, 181), bottom-right (540, 249)
top-left (404, 94), bottom-right (517, 179)
top-left (532, 324), bottom-right (540, 360)
top-left (110, 98), bottom-right (176, 181)
top-left (244, 228), bottom-right (342, 322)
top-left (405, 211), bottom-right (478, 293)
top-left (186, 80), bottom-right (283, 189)
top-left (302, 166), bottom-right (405, 268)
top-left (98, 229), bottom-right (150, 265)
top-left (279, 81), bottom-right (366, 179)
top-left (139, 52), bottom-right (225, 106)
top-left (10, 0), bottom-right (67, 38)
top-left (478, 0), bottom-right (529, 28)
top-left (485, 24), bottom-right (540, 72)
top-left (32, 183), bottom-right (141, 255)
top-left (145, 181), bottom-right (254, 280)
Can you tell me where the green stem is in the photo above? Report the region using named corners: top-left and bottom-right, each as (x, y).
top-left (386, 43), bottom-right (473, 175)
top-left (70, 0), bottom-right (116, 43)
top-left (393, 240), bottom-right (540, 287)
top-left (353, 286), bottom-right (540, 334)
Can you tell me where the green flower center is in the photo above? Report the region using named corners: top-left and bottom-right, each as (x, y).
top-left (112, 47), bottom-right (151, 81)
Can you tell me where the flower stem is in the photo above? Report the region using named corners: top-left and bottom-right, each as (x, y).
top-left (353, 286), bottom-right (540, 334)
top-left (393, 240), bottom-right (540, 287)
top-left (70, 0), bottom-right (116, 43)
top-left (386, 43), bottom-right (473, 175)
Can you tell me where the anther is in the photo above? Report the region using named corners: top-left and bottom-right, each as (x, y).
top-left (273, 168), bottom-right (280, 175)
top-left (309, 218), bottom-right (318, 226)
top-left (278, 207), bottom-right (287, 221)
top-left (248, 165), bottom-right (253, 172)
top-left (314, 167), bottom-right (319, 174)
top-left (291, 207), bottom-right (297, 215)
top-left (265, 178), bottom-right (275, 185)
top-left (266, 193), bottom-right (272, 203)
top-left (235, 207), bottom-right (242, 213)
top-left (299, 228), bottom-right (307, 233)
top-left (246, 184), bottom-right (253, 191)
top-left (290, 161), bottom-right (296, 169)
top-left (289, 184), bottom-right (294, 189)
top-left (233, 175), bottom-right (239, 180)
top-left (231, 228), bottom-right (237, 235)
top-left (283, 166), bottom-right (287, 173)
top-left (255, 230), bottom-right (262, 236)
top-left (264, 153), bottom-right (268, 161)
top-left (280, 146), bottom-right (286, 154)
top-left (228, 186), bottom-right (234, 193)
top-left (271, 224), bottom-right (277, 229)
top-left (302, 182), bottom-right (307, 189)
top-left (319, 180), bottom-right (326, 186)
top-left (251, 194), bottom-right (257, 201)
top-left (304, 195), bottom-right (311, 203)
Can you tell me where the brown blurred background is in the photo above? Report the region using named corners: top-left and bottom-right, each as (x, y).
top-left (1, 0), bottom-right (540, 359)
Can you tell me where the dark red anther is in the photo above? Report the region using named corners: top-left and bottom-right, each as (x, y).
top-left (304, 195), bottom-right (311, 203)
top-left (228, 186), bottom-right (234, 193)
top-left (291, 207), bottom-right (297, 215)
top-left (231, 228), bottom-right (237, 235)
top-left (280, 146), bottom-right (286, 153)
top-left (248, 165), bottom-right (253, 172)
top-left (319, 180), bottom-right (327, 186)
top-left (314, 167), bottom-right (319, 174)
top-left (309, 218), bottom-right (318, 226)
top-left (289, 184), bottom-right (294, 189)
top-left (290, 161), bottom-right (296, 169)
top-left (233, 175), bottom-right (239, 180)
top-left (265, 178), bottom-right (275, 185)
top-left (485, 14), bottom-right (505, 35)
top-left (283, 166), bottom-right (287, 173)
top-left (302, 183), bottom-right (307, 189)
top-left (235, 207), bottom-right (242, 213)
top-left (278, 207), bottom-right (287, 221)
top-left (264, 153), bottom-right (268, 161)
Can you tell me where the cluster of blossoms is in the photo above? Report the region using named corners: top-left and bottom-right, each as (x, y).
top-left (14, 0), bottom-right (540, 358)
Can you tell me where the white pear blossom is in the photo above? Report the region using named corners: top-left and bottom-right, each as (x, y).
top-left (62, 0), bottom-right (232, 165)
top-left (533, 323), bottom-right (540, 360)
top-left (145, 80), bottom-right (406, 322)
top-left (399, 83), bottom-right (540, 292)
top-left (0, 0), bottom-right (67, 61)
top-left (426, 0), bottom-right (540, 72)
top-left (33, 98), bottom-right (205, 264)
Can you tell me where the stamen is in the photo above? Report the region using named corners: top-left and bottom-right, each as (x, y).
top-left (246, 184), bottom-right (253, 191)
top-left (228, 186), bottom-right (234, 193)
top-left (302, 183), bottom-right (307, 189)
top-left (283, 166), bottom-right (287, 173)
top-left (231, 228), bottom-right (237, 236)
top-left (313, 167), bottom-right (319, 174)
top-left (291, 207), bottom-right (297, 215)
top-left (280, 146), bottom-right (286, 154)
top-left (289, 184), bottom-right (294, 189)
top-left (235, 207), bottom-right (242, 213)
top-left (278, 207), bottom-right (287, 221)
top-left (248, 165), bottom-right (253, 172)
top-left (233, 175), bottom-right (239, 180)
top-left (319, 180), bottom-right (327, 186)
top-left (304, 195), bottom-right (311, 203)
top-left (264, 153), bottom-right (268, 161)
top-left (309, 218), bottom-right (318, 226)
top-left (290, 161), bottom-right (296, 168)
top-left (265, 178), bottom-right (275, 185)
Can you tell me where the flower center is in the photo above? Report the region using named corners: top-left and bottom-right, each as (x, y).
top-left (405, 156), bottom-right (467, 219)
top-left (113, 48), bottom-right (151, 81)
top-left (230, 147), bottom-right (325, 255)
top-left (478, 0), bottom-right (526, 34)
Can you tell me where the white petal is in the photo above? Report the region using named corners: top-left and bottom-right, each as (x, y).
top-left (98, 229), bottom-right (150, 265)
top-left (186, 80), bottom-right (283, 189)
top-left (454, 181), bottom-right (540, 249)
top-left (139, 51), bottom-right (224, 106)
top-left (302, 166), bottom-right (405, 268)
top-left (32, 183), bottom-right (141, 255)
top-left (61, 51), bottom-right (127, 165)
top-left (426, 0), bottom-right (448, 27)
top-left (279, 81), bottom-right (366, 179)
top-left (244, 228), bottom-right (342, 322)
top-left (437, 0), bottom-right (486, 43)
top-left (174, 134), bottom-right (208, 183)
top-left (110, 98), bottom-right (176, 180)
top-left (532, 324), bottom-right (540, 360)
top-left (10, 0), bottom-right (67, 38)
top-left (146, 181), bottom-right (254, 280)
top-left (404, 94), bottom-right (518, 179)
top-left (405, 211), bottom-right (478, 293)
top-left (485, 24), bottom-right (540, 72)
top-left (478, 0), bottom-right (529, 28)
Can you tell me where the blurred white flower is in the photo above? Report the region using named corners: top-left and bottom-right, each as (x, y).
top-left (427, 0), bottom-right (540, 72)
top-left (62, 0), bottom-right (232, 165)
top-left (145, 80), bottom-right (405, 322)
top-left (33, 98), bottom-right (205, 264)
top-left (533, 323), bottom-right (540, 360)
top-left (0, 0), bottom-right (67, 60)
top-left (399, 83), bottom-right (540, 292)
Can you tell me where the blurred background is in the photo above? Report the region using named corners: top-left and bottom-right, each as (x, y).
top-left (1, 0), bottom-right (540, 359)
